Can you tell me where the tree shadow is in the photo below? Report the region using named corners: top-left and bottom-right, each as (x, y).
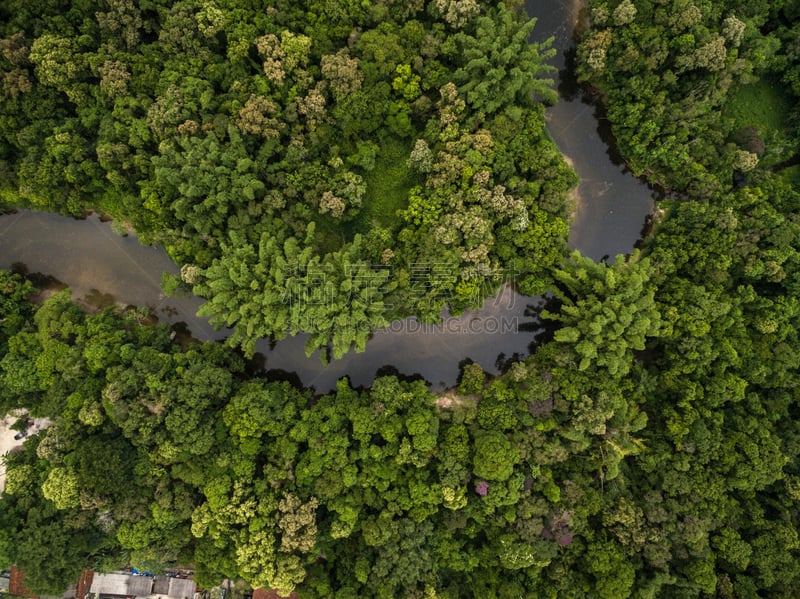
top-left (80, 288), bottom-right (116, 310)
top-left (374, 364), bottom-right (429, 387)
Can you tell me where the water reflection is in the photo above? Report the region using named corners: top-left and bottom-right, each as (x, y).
top-left (0, 210), bottom-right (223, 340)
top-left (251, 285), bottom-right (548, 393)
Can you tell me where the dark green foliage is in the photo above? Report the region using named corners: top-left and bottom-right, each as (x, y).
top-left (4, 159), bottom-right (800, 596)
top-left (576, 0), bottom-right (800, 195)
top-left (448, 4), bottom-right (557, 113)
top-left (0, 270), bottom-right (34, 361)
top-left (723, 77), bottom-right (797, 167)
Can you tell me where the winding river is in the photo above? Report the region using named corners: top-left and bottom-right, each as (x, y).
top-left (0, 1), bottom-right (654, 392)
top-left (527, 0), bottom-right (655, 260)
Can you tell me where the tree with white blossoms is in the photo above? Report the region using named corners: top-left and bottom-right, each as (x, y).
top-left (734, 149), bottom-right (759, 172)
top-left (612, 0), bottom-right (637, 26)
top-left (435, 0), bottom-right (481, 29)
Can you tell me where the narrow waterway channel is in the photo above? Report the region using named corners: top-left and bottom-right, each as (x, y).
top-left (0, 2), bottom-right (654, 392)
top-left (527, 0), bottom-right (655, 260)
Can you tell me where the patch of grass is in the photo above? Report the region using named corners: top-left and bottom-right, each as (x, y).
top-left (724, 77), bottom-right (796, 167)
top-left (309, 214), bottom-right (348, 255)
top-left (779, 164), bottom-right (800, 187)
top-left (314, 136), bottom-right (424, 253)
top-left (348, 136), bottom-right (421, 237)
top-left (313, 136), bottom-right (422, 251)
top-left (726, 77), bottom-right (791, 134)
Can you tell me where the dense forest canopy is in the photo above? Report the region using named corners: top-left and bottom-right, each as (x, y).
top-left (2, 0), bottom-right (800, 597)
top-left (0, 0), bottom-right (575, 359)
top-left (576, 0), bottom-right (800, 196)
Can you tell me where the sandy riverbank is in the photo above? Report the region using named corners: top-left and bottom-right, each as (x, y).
top-left (0, 411), bottom-right (51, 493)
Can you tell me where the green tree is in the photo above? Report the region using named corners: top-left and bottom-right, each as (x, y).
top-left (473, 430), bottom-right (517, 482)
top-left (547, 251), bottom-right (662, 376)
top-left (449, 4), bottom-right (557, 114)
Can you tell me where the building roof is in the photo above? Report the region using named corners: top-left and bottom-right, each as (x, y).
top-left (129, 576), bottom-right (156, 597)
top-left (251, 589), bottom-right (298, 599)
top-left (9, 566), bottom-right (37, 598)
top-left (75, 570), bottom-right (94, 599)
top-left (152, 577), bottom-right (170, 595)
top-left (90, 573), bottom-right (153, 597)
top-left (166, 577), bottom-right (196, 599)
top-left (88, 572), bottom-right (196, 599)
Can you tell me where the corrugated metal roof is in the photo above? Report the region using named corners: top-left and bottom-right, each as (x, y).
top-left (127, 576), bottom-right (154, 597)
top-left (89, 573), bottom-right (130, 596)
top-left (89, 573), bottom-right (153, 597)
top-left (152, 577), bottom-right (170, 595)
top-left (167, 578), bottom-right (196, 599)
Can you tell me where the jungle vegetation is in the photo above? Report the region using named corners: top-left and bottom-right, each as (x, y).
top-left (1, 0), bottom-right (800, 598)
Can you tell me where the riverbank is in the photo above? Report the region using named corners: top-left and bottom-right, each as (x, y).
top-left (527, 0), bottom-right (655, 261)
top-left (0, 411), bottom-right (50, 493)
top-left (0, 211), bottom-right (548, 392)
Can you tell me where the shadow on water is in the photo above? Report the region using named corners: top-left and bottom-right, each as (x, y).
top-left (241, 352), bottom-right (306, 391)
top-left (168, 321), bottom-right (203, 350)
top-left (10, 262), bottom-right (69, 296)
top-left (81, 289), bottom-right (116, 311)
top-left (556, 47), bottom-right (582, 103)
top-left (557, 45), bottom-right (630, 170)
top-left (374, 366), bottom-right (429, 387)
top-left (524, 294), bottom-right (562, 350)
top-left (0, 209), bottom-right (552, 393)
top-left (262, 369), bottom-right (305, 391)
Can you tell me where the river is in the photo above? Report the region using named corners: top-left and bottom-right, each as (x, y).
top-left (0, 210), bottom-right (547, 391)
top-left (527, 0), bottom-right (655, 260)
top-left (0, 1), bottom-right (654, 393)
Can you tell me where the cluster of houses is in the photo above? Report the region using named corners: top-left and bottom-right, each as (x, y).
top-left (0, 567), bottom-right (294, 599)
top-left (1, 567), bottom-right (196, 599)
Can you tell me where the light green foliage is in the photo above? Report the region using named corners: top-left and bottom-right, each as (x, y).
top-left (41, 467), bottom-right (80, 510)
top-left (29, 33), bottom-right (85, 93)
top-left (548, 251), bottom-right (662, 376)
top-left (392, 64), bottom-right (421, 102)
top-left (5, 156), bottom-right (800, 599)
top-left (195, 227), bottom-right (393, 359)
top-left (223, 381), bottom-right (302, 456)
top-left (450, 5), bottom-right (557, 113)
top-left (4, 0), bottom-right (800, 596)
